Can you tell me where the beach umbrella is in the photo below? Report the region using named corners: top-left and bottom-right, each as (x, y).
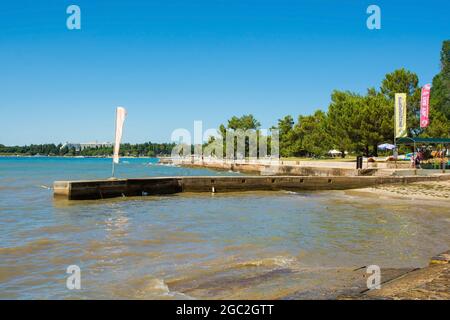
top-left (328, 149), bottom-right (342, 157)
top-left (378, 143), bottom-right (396, 150)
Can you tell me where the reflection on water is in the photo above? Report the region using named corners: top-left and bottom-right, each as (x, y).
top-left (0, 157), bottom-right (449, 299)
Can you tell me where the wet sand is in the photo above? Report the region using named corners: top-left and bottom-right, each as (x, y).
top-left (347, 180), bottom-right (450, 202)
top-left (339, 251), bottom-right (450, 300)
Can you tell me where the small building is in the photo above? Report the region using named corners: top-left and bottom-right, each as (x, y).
top-left (61, 141), bottom-right (113, 151)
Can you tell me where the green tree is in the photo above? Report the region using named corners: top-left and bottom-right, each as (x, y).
top-left (421, 109), bottom-right (450, 138)
top-left (430, 40), bottom-right (450, 120)
top-left (276, 115), bottom-right (301, 157)
top-left (296, 110), bottom-right (332, 157)
top-left (224, 114), bottom-right (261, 131)
top-left (357, 89), bottom-right (393, 156)
top-left (380, 68), bottom-right (421, 136)
top-left (327, 91), bottom-right (361, 157)
top-left (218, 114), bottom-right (262, 158)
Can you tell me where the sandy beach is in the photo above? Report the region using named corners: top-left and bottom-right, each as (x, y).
top-left (347, 180), bottom-right (450, 202)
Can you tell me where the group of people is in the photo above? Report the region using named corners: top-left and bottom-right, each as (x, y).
top-left (411, 148), bottom-right (448, 169)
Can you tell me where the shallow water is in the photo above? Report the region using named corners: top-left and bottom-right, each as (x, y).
top-left (0, 157), bottom-right (449, 299)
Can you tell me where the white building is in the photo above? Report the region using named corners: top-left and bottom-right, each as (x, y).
top-left (61, 141), bottom-right (113, 151)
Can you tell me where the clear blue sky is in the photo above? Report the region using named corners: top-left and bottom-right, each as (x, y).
top-left (0, 0), bottom-right (448, 145)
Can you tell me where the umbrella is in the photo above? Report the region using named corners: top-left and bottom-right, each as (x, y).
top-left (378, 143), bottom-right (396, 150)
top-left (328, 149), bottom-right (342, 155)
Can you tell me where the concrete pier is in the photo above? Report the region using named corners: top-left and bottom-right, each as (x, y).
top-left (159, 158), bottom-right (412, 176)
top-left (54, 174), bottom-right (450, 200)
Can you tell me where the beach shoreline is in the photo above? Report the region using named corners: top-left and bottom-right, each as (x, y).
top-left (347, 180), bottom-right (450, 202)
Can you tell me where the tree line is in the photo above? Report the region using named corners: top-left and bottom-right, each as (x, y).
top-left (0, 142), bottom-right (175, 157)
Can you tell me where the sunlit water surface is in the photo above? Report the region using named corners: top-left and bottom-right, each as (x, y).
top-left (0, 157), bottom-right (449, 299)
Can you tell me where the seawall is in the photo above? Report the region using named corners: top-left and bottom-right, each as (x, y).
top-left (54, 174), bottom-right (450, 200)
top-left (160, 158), bottom-right (413, 176)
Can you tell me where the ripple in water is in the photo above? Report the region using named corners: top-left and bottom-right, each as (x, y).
top-left (0, 157), bottom-right (449, 299)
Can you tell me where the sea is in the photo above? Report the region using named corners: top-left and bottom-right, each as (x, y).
top-left (0, 156), bottom-right (449, 299)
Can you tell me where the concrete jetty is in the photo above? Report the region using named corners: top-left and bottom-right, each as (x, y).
top-left (159, 157), bottom-right (414, 176)
top-left (53, 174), bottom-right (450, 200)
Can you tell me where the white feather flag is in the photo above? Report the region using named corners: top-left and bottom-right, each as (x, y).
top-left (113, 107), bottom-right (127, 164)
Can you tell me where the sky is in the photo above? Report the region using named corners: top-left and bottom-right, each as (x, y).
top-left (0, 0), bottom-right (449, 145)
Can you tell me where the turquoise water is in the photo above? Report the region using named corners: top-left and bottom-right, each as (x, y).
top-left (1, 157), bottom-right (449, 299)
